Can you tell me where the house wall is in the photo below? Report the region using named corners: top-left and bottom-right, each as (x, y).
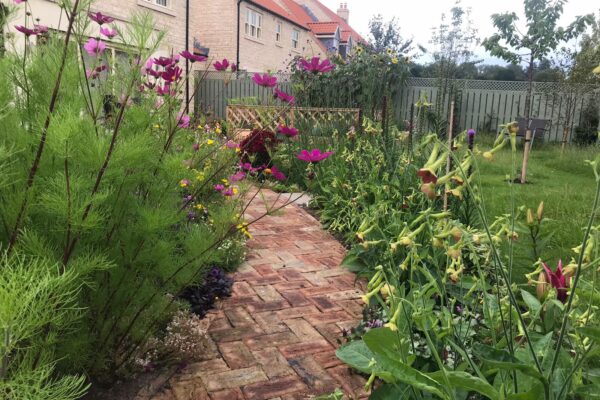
top-left (191, 0), bottom-right (323, 73)
top-left (6, 0), bottom-right (186, 57)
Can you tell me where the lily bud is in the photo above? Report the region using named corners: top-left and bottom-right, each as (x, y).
top-left (380, 283), bottom-right (396, 299)
top-left (536, 201), bottom-right (544, 222)
top-left (432, 237), bottom-right (444, 248)
top-left (536, 271), bottom-right (549, 301)
top-left (450, 227), bottom-right (462, 241)
top-left (526, 209), bottom-right (534, 226)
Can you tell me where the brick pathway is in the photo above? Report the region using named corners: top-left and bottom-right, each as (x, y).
top-left (147, 190), bottom-right (367, 400)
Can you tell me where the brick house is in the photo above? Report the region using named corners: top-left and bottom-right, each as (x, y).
top-left (192, 0), bottom-right (365, 73)
top-left (4, 0), bottom-right (187, 59)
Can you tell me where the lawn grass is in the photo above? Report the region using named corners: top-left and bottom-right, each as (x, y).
top-left (475, 133), bottom-right (598, 275)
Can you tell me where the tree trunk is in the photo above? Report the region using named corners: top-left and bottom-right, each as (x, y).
top-left (520, 55), bottom-right (534, 184)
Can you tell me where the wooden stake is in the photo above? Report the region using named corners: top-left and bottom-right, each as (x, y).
top-left (520, 128), bottom-right (532, 183)
top-left (443, 101), bottom-right (455, 211)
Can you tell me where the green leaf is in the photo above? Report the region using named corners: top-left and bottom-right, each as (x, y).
top-left (373, 354), bottom-right (448, 399)
top-left (340, 252), bottom-right (368, 273)
top-left (506, 384), bottom-right (545, 400)
top-left (428, 371), bottom-right (499, 400)
top-left (521, 289), bottom-right (541, 316)
top-left (474, 344), bottom-right (545, 383)
top-left (575, 385), bottom-right (600, 399)
top-left (335, 340), bottom-right (374, 374)
top-left (577, 326), bottom-right (600, 342)
top-left (363, 327), bottom-right (408, 360)
top-left (370, 383), bottom-right (412, 400)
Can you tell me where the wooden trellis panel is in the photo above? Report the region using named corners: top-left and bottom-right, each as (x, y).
top-left (226, 105), bottom-right (361, 132)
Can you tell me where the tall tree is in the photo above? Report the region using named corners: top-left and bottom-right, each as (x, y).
top-left (368, 15), bottom-right (415, 56)
top-left (483, 0), bottom-right (593, 183)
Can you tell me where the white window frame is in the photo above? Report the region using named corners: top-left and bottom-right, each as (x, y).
top-left (275, 21), bottom-right (282, 42)
top-left (245, 8), bottom-right (262, 39)
top-left (291, 29), bottom-right (299, 49)
top-left (144, 0), bottom-right (170, 8)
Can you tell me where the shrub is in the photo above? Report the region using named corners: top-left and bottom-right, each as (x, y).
top-left (574, 101), bottom-right (599, 145)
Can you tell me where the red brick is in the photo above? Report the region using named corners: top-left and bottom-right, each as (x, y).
top-left (219, 341), bottom-right (256, 369)
top-left (253, 285), bottom-right (284, 302)
top-left (201, 366), bottom-right (267, 391)
top-left (288, 356), bottom-right (338, 392)
top-left (284, 318), bottom-right (322, 341)
top-left (278, 339), bottom-right (333, 358)
top-left (242, 375), bottom-right (307, 400)
top-left (279, 268), bottom-right (306, 281)
top-left (210, 325), bottom-right (264, 343)
top-left (279, 291), bottom-right (311, 307)
top-left (252, 347), bottom-right (295, 378)
top-left (245, 331), bottom-right (299, 350)
top-left (309, 296), bottom-right (343, 312)
top-left (313, 351), bottom-right (344, 369)
top-left (231, 281), bottom-right (256, 297)
top-left (245, 300), bottom-right (290, 313)
top-left (246, 275), bottom-right (284, 286)
top-left (252, 311), bottom-right (288, 334)
top-left (224, 307), bottom-right (255, 328)
top-left (209, 388), bottom-right (245, 400)
top-left (276, 306), bottom-right (320, 320)
top-left (273, 280), bottom-right (313, 291)
top-left (304, 311), bottom-right (351, 326)
top-left (253, 264), bottom-right (277, 276)
top-left (327, 365), bottom-right (368, 398)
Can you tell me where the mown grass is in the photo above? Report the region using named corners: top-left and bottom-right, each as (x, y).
top-left (475, 133), bottom-right (598, 275)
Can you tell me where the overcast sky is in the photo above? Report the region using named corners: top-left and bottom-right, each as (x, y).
top-left (319, 0), bottom-right (599, 64)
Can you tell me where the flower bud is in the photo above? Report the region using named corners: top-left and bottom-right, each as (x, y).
top-left (420, 182), bottom-right (437, 200)
top-left (432, 237), bottom-right (444, 248)
top-left (483, 151), bottom-right (493, 161)
top-left (536, 271), bottom-right (549, 301)
top-left (450, 227), bottom-right (462, 241)
top-left (537, 201), bottom-right (544, 222)
top-left (526, 208), bottom-right (534, 226)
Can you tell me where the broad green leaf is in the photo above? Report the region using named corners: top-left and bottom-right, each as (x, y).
top-left (374, 354), bottom-right (448, 399)
top-left (474, 344), bottom-right (545, 383)
top-left (428, 371), bottom-right (499, 400)
top-left (340, 252), bottom-right (367, 273)
top-left (335, 340), bottom-right (374, 374)
top-left (520, 289), bottom-right (541, 316)
top-left (533, 332), bottom-right (553, 359)
top-left (364, 327), bottom-right (408, 361)
top-left (506, 384), bottom-right (545, 400)
top-left (370, 383), bottom-right (412, 400)
top-left (575, 385), bottom-right (600, 399)
top-left (577, 326), bottom-right (600, 342)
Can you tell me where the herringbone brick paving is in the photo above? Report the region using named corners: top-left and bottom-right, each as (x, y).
top-left (147, 191), bottom-right (367, 400)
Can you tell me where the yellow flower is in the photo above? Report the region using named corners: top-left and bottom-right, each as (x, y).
top-left (264, 168), bottom-right (272, 175)
top-left (391, 57), bottom-right (399, 64)
top-left (593, 64), bottom-right (600, 75)
top-left (235, 147), bottom-right (241, 153)
top-left (215, 128), bottom-right (222, 134)
top-left (207, 139), bottom-right (215, 145)
top-left (195, 204), bottom-right (204, 210)
top-left (221, 178), bottom-right (229, 185)
top-left (153, 124), bottom-right (161, 129)
top-left (233, 187), bottom-right (239, 195)
top-left (196, 173), bottom-right (205, 181)
top-left (386, 48), bottom-right (393, 55)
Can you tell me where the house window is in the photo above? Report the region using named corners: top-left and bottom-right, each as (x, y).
top-left (292, 29), bottom-right (299, 49)
top-left (275, 22), bottom-right (282, 42)
top-left (144, 0), bottom-right (169, 7)
top-left (245, 8), bottom-right (262, 39)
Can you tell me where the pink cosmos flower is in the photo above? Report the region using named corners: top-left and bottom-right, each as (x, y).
top-left (231, 63), bottom-right (238, 72)
top-left (230, 171), bottom-right (246, 182)
top-left (100, 26), bottom-right (117, 39)
top-left (15, 25), bottom-right (37, 36)
top-left (83, 38), bottom-right (106, 56)
top-left (161, 66), bottom-right (182, 83)
top-left (178, 113), bottom-right (190, 129)
top-left (86, 64), bottom-right (107, 79)
top-left (277, 125), bottom-right (299, 138)
top-left (542, 260), bottom-right (570, 303)
top-left (270, 166), bottom-right (286, 181)
top-left (180, 50), bottom-right (207, 63)
top-left (153, 56), bottom-right (178, 67)
top-left (225, 140), bottom-right (240, 149)
top-left (214, 184), bottom-right (225, 192)
top-left (252, 73), bottom-right (277, 88)
top-left (240, 162), bottom-right (261, 174)
top-left (34, 25), bottom-right (48, 34)
top-left (299, 57), bottom-right (335, 74)
top-left (274, 88), bottom-right (295, 105)
top-left (222, 188), bottom-right (235, 197)
top-left (89, 12), bottom-right (114, 25)
top-left (14, 0), bottom-right (26, 4)
top-left (297, 149), bottom-right (333, 163)
top-left (214, 59), bottom-right (230, 71)
top-left (156, 84), bottom-right (175, 96)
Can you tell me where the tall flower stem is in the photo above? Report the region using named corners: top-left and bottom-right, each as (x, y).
top-left (548, 173), bottom-right (600, 381)
top-left (7, 0), bottom-right (82, 255)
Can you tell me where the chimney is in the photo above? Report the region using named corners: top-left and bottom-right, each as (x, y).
top-left (337, 2), bottom-right (349, 23)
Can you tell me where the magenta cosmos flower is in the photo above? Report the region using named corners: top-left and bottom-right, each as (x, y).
top-left (299, 57), bottom-right (335, 74)
top-left (84, 38), bottom-right (106, 56)
top-left (230, 171), bottom-right (246, 182)
top-left (180, 50), bottom-right (207, 63)
top-left (297, 149), bottom-right (333, 163)
top-left (542, 260), bottom-right (570, 303)
top-left (277, 125), bottom-right (299, 138)
top-left (252, 73), bottom-right (277, 88)
top-left (269, 166), bottom-right (286, 181)
top-left (15, 25), bottom-right (38, 36)
top-left (14, 0), bottom-right (26, 4)
top-left (161, 66), bottom-right (182, 83)
top-left (178, 113), bottom-right (190, 129)
top-left (214, 59), bottom-right (230, 71)
top-left (89, 12), bottom-right (115, 25)
top-left (100, 26), bottom-right (117, 39)
top-left (274, 88), bottom-right (295, 105)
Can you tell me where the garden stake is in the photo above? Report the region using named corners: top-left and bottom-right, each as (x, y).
top-left (443, 101), bottom-right (455, 211)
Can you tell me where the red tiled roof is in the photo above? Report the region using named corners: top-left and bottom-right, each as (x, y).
top-left (279, 0), bottom-right (315, 26)
top-left (248, 0), bottom-right (309, 30)
top-left (307, 22), bottom-right (339, 35)
top-left (340, 30), bottom-right (352, 43)
top-left (303, 0), bottom-right (366, 44)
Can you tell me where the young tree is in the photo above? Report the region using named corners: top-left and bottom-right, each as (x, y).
top-left (368, 14), bottom-right (415, 56)
top-left (483, 0), bottom-right (593, 183)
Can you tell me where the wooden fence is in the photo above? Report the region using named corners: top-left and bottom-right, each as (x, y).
top-left (196, 73), bottom-right (599, 142)
top-left (226, 105), bottom-right (360, 133)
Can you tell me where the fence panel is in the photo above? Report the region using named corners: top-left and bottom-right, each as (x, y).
top-left (195, 74), bottom-right (599, 142)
